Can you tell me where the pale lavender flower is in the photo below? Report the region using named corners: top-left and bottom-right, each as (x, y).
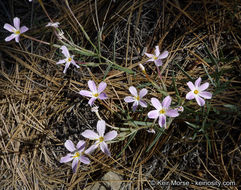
top-left (124, 86), bottom-right (148, 111)
top-left (60, 140), bottom-right (90, 172)
top-left (148, 96), bottom-right (179, 128)
top-left (81, 120), bottom-right (117, 156)
top-left (186, 77), bottom-right (212, 106)
top-left (3, 17), bottom-right (28, 43)
top-left (46, 22), bottom-right (60, 28)
top-left (79, 80), bottom-right (108, 106)
top-left (145, 46), bottom-right (168, 66)
top-left (56, 46), bottom-right (80, 73)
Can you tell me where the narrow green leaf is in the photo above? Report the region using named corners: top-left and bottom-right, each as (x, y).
top-left (146, 129), bottom-right (163, 152)
top-left (117, 131), bottom-right (137, 157)
top-left (174, 62), bottom-right (193, 81)
top-left (185, 121), bottom-right (199, 129)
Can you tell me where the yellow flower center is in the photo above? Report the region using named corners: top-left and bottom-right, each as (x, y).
top-left (194, 90), bottom-right (199, 94)
top-left (99, 136), bottom-right (104, 142)
top-left (73, 152), bottom-right (80, 158)
top-left (135, 96), bottom-right (140, 101)
top-left (67, 57), bottom-right (72, 62)
top-left (153, 56), bottom-right (158, 60)
top-left (93, 93), bottom-right (99, 98)
top-left (14, 30), bottom-right (20, 35)
top-left (159, 109), bottom-right (165, 114)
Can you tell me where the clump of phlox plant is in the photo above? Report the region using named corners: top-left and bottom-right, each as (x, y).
top-left (3, 8), bottom-right (214, 173)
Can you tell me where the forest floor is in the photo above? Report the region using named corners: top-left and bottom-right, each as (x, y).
top-left (0, 0), bottom-right (240, 189)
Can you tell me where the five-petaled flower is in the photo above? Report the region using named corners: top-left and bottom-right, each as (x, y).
top-left (79, 80), bottom-right (108, 106)
top-left (186, 77), bottom-right (212, 106)
top-left (124, 86), bottom-right (148, 111)
top-left (4, 17), bottom-right (29, 43)
top-left (56, 46), bottom-right (80, 74)
top-left (148, 96), bottom-right (179, 128)
top-left (81, 120), bottom-right (117, 156)
top-left (145, 46), bottom-right (168, 66)
top-left (60, 140), bottom-right (90, 173)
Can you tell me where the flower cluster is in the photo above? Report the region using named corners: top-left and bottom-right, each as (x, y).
top-left (60, 120), bottom-right (117, 172)
top-left (3, 16), bottom-right (213, 173)
top-left (78, 77), bottom-right (212, 131)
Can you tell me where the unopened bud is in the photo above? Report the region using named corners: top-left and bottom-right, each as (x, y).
top-left (175, 106), bottom-right (184, 112)
top-left (139, 64), bottom-right (146, 73)
top-left (91, 106), bottom-right (99, 113)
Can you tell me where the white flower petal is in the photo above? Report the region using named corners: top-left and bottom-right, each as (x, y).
top-left (15, 35), bottom-right (20, 43)
top-left (13, 17), bottom-right (20, 30)
top-left (60, 46), bottom-right (70, 58)
top-left (147, 110), bottom-right (159, 119)
top-left (56, 59), bottom-right (66, 64)
top-left (4, 23), bottom-right (15, 32)
top-left (72, 158), bottom-right (79, 172)
top-left (139, 100), bottom-right (147, 107)
top-left (129, 86), bottom-right (138, 97)
top-left (88, 97), bottom-right (97, 106)
top-left (158, 115), bottom-right (166, 128)
top-left (199, 82), bottom-right (209, 91)
top-left (158, 50), bottom-right (168, 59)
top-left (97, 120), bottom-right (106, 137)
top-left (76, 140), bottom-right (85, 150)
top-left (166, 109), bottom-right (179, 117)
top-left (60, 154), bottom-right (73, 163)
top-left (144, 53), bottom-right (153, 58)
top-left (81, 130), bottom-right (99, 140)
top-left (186, 91), bottom-right (195, 100)
top-left (98, 82), bottom-right (107, 93)
top-left (195, 77), bottom-right (202, 87)
top-left (151, 98), bottom-right (162, 110)
top-left (155, 46), bottom-right (160, 56)
top-left (162, 96), bottom-right (171, 109)
top-left (195, 96), bottom-right (205, 106)
top-left (63, 62), bottom-right (70, 73)
top-left (154, 59), bottom-right (163, 66)
top-left (139, 88), bottom-right (148, 98)
top-left (88, 80), bottom-right (97, 93)
top-left (20, 26), bottom-right (28, 33)
top-left (104, 131), bottom-right (117, 141)
top-left (124, 96), bottom-right (135, 103)
top-left (5, 34), bottom-right (16, 42)
top-left (199, 91), bottom-right (212, 99)
top-left (100, 142), bottom-right (111, 156)
top-left (79, 90), bottom-right (92, 97)
top-left (64, 140), bottom-right (76, 152)
top-left (187, 81), bottom-right (195, 91)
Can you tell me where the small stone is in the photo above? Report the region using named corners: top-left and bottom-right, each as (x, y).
top-left (102, 171), bottom-right (122, 190)
top-left (84, 182), bottom-right (106, 190)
